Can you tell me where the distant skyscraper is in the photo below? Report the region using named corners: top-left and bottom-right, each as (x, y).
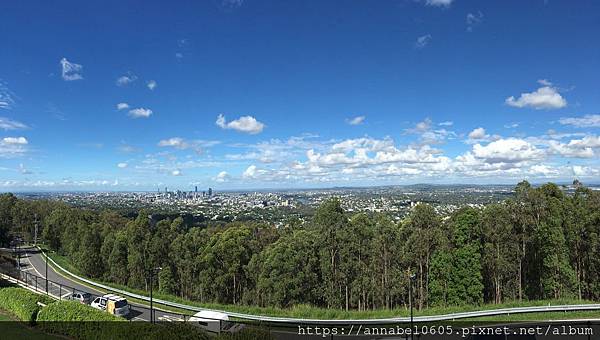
top-left (208, 187), bottom-right (213, 197)
top-left (195, 186), bottom-right (198, 192)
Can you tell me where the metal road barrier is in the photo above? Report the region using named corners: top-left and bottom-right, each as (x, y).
top-left (33, 247), bottom-right (600, 326)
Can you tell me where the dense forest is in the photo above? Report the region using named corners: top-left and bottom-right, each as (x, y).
top-left (1, 181), bottom-right (599, 311)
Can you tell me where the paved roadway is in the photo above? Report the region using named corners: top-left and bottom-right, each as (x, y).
top-left (16, 247), bottom-right (185, 322)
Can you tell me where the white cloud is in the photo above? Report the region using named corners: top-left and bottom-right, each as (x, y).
top-left (547, 135), bottom-right (600, 158)
top-left (215, 171), bottom-right (230, 182)
top-left (116, 102), bottom-right (129, 110)
top-left (439, 121), bottom-right (453, 126)
top-left (128, 108), bottom-right (152, 118)
top-left (0, 136), bottom-right (28, 158)
top-left (529, 164), bottom-right (558, 176)
top-left (147, 80), bottom-right (157, 90)
top-left (2, 137), bottom-right (28, 145)
top-left (471, 138), bottom-right (544, 163)
top-left (572, 165), bottom-right (599, 177)
top-left (346, 115), bottom-right (366, 125)
top-left (216, 114), bottom-right (265, 134)
top-left (425, 0), bottom-right (453, 7)
top-left (559, 114), bottom-right (600, 128)
top-left (0, 117), bottom-right (28, 130)
top-left (415, 34), bottom-right (432, 49)
top-left (505, 84), bottom-right (567, 110)
top-left (0, 81), bottom-right (16, 109)
top-left (60, 58), bottom-right (83, 81)
top-left (466, 11), bottom-right (483, 32)
top-left (117, 162), bottom-right (128, 168)
top-left (158, 137), bottom-right (219, 153)
top-left (242, 165), bottom-right (257, 178)
top-left (116, 74), bottom-right (137, 86)
top-left (537, 79), bottom-right (553, 86)
top-left (406, 118), bottom-right (456, 145)
top-left (171, 169), bottom-right (182, 176)
top-left (468, 127), bottom-right (487, 140)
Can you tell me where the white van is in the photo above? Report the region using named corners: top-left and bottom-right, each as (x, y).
top-left (188, 311), bottom-right (244, 334)
top-left (90, 294), bottom-right (131, 317)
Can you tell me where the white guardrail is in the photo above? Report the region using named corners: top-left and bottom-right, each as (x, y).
top-left (29, 247), bottom-right (600, 325)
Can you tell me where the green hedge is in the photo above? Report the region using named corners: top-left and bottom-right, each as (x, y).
top-left (0, 287), bottom-right (54, 323)
top-left (37, 300), bottom-right (123, 322)
top-left (37, 301), bottom-right (210, 340)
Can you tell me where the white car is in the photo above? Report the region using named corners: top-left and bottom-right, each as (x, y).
top-left (188, 311), bottom-right (245, 334)
top-left (90, 294), bottom-right (130, 317)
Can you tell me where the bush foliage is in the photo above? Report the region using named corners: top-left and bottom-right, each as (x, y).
top-left (0, 287), bottom-right (54, 323)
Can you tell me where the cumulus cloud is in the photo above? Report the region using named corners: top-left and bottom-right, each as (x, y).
top-left (2, 137), bottom-right (28, 145)
top-left (406, 118), bottom-right (456, 145)
top-left (116, 103), bottom-right (129, 110)
top-left (215, 171), bottom-right (230, 182)
top-left (147, 80), bottom-right (157, 90)
top-left (242, 165), bottom-right (257, 178)
top-left (346, 115), bottom-right (366, 125)
top-left (128, 108), bottom-right (152, 118)
top-left (439, 121), bottom-right (453, 126)
top-left (60, 58), bottom-right (83, 81)
top-left (117, 162), bottom-right (128, 168)
top-left (415, 34), bottom-right (432, 49)
top-left (116, 74), bottom-right (137, 86)
top-left (505, 83), bottom-right (567, 110)
top-left (468, 127), bottom-right (487, 140)
top-left (216, 114), bottom-right (265, 134)
top-left (171, 169), bottom-right (182, 176)
top-left (559, 114), bottom-right (600, 128)
top-left (547, 135), bottom-right (600, 158)
top-left (471, 138), bottom-right (544, 163)
top-left (0, 136), bottom-right (28, 158)
top-left (0, 117), bottom-right (28, 130)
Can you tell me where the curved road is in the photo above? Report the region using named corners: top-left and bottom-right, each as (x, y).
top-left (17, 247), bottom-right (183, 322)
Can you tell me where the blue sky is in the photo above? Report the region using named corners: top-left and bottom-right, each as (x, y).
top-left (1, 0), bottom-right (599, 191)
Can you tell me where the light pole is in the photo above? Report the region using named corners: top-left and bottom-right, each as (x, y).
top-left (149, 267), bottom-right (162, 323)
top-left (45, 250), bottom-right (48, 294)
top-left (409, 273), bottom-right (416, 339)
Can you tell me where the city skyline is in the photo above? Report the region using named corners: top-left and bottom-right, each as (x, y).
top-left (1, 0), bottom-right (600, 191)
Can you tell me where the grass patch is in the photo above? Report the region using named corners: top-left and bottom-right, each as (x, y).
top-left (0, 287), bottom-right (55, 323)
top-left (466, 310), bottom-right (600, 322)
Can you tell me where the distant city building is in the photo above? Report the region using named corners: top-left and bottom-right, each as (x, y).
top-left (208, 187), bottom-right (213, 197)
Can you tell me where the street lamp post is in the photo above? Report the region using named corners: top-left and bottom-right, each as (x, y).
top-left (149, 267), bottom-right (162, 323)
top-left (409, 273), bottom-right (416, 339)
top-left (45, 250), bottom-right (48, 294)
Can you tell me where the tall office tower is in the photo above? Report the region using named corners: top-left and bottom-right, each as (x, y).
top-left (195, 186), bottom-right (198, 193)
top-left (208, 187), bottom-right (213, 197)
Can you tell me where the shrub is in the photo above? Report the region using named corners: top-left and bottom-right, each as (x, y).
top-left (0, 287), bottom-right (54, 323)
top-left (37, 301), bottom-right (210, 340)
